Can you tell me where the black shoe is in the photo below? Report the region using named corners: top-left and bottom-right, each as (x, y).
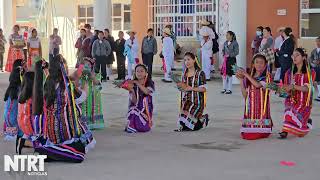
top-left (221, 89), bottom-right (226, 94)
top-left (206, 79), bottom-right (211, 82)
top-left (172, 68), bottom-right (177, 71)
top-left (162, 79), bottom-right (172, 83)
top-left (308, 119), bottom-right (312, 125)
top-left (16, 137), bottom-right (26, 155)
top-left (203, 114), bottom-right (210, 127)
top-left (225, 90), bottom-right (232, 94)
top-left (315, 97), bottom-right (320, 101)
top-left (278, 132), bottom-right (288, 139)
top-left (107, 77), bottom-right (110, 80)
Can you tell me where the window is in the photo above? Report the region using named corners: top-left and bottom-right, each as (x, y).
top-left (77, 5), bottom-right (94, 28)
top-left (148, 0), bottom-right (217, 37)
top-left (112, 3), bottom-right (132, 31)
top-left (300, 0), bottom-right (320, 38)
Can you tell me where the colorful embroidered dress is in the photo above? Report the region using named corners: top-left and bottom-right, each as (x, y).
top-left (126, 80), bottom-right (155, 133)
top-left (17, 99), bottom-right (34, 137)
top-left (5, 34), bottom-right (25, 72)
top-left (177, 70), bottom-right (209, 131)
top-left (282, 69), bottom-right (315, 137)
top-left (241, 75), bottom-right (273, 140)
top-left (80, 77), bottom-right (104, 130)
top-left (3, 97), bottom-right (19, 140)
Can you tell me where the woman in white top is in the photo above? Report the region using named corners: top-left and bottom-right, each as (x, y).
top-left (5, 25), bottom-right (26, 72)
top-left (125, 31), bottom-right (139, 79)
top-left (200, 31), bottom-right (213, 81)
top-left (162, 28), bottom-right (174, 82)
top-left (27, 29), bottom-right (42, 69)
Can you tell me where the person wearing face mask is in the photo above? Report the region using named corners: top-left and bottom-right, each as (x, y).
top-left (309, 36), bottom-right (320, 101)
top-left (251, 26), bottom-right (263, 56)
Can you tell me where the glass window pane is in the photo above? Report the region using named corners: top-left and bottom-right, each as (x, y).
top-left (113, 18), bottom-right (122, 30)
top-left (301, 0), bottom-right (320, 9)
top-left (87, 18), bottom-right (94, 26)
top-left (124, 12), bottom-right (131, 23)
top-left (78, 19), bottom-right (86, 26)
top-left (87, 6), bottom-right (94, 17)
top-left (113, 4), bottom-right (122, 16)
top-left (78, 6), bottom-right (86, 17)
top-left (124, 4), bottom-right (131, 11)
top-left (300, 13), bottom-right (320, 37)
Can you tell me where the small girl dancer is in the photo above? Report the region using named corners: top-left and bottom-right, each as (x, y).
top-left (78, 57), bottom-right (104, 130)
top-left (125, 64), bottom-right (155, 133)
top-left (279, 48), bottom-right (315, 139)
top-left (221, 31), bottom-right (239, 94)
top-left (3, 59), bottom-right (24, 142)
top-left (236, 54), bottom-right (273, 140)
top-left (175, 52), bottom-right (209, 132)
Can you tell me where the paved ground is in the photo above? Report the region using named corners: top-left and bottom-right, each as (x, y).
top-left (0, 71), bottom-right (319, 180)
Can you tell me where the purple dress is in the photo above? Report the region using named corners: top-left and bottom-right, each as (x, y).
top-left (126, 80), bottom-right (155, 133)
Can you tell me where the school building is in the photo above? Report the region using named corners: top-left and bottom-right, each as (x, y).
top-left (0, 0), bottom-right (319, 67)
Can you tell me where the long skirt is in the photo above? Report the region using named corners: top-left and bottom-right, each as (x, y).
top-left (282, 106), bottom-right (311, 137)
top-left (27, 48), bottom-right (40, 69)
top-left (241, 119), bottom-right (272, 140)
top-left (177, 113), bottom-right (208, 131)
top-left (81, 85), bottom-right (104, 130)
top-left (5, 47), bottom-right (24, 72)
top-left (126, 107), bottom-right (151, 133)
top-left (3, 98), bottom-right (19, 140)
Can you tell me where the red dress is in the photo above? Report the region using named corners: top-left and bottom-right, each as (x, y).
top-left (282, 70), bottom-right (315, 137)
top-left (241, 75), bottom-right (273, 140)
top-left (5, 34), bottom-right (25, 72)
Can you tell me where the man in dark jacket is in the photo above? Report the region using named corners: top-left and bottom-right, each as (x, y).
top-left (104, 28), bottom-right (115, 80)
top-left (114, 31), bottom-right (126, 80)
top-left (141, 28), bottom-right (157, 79)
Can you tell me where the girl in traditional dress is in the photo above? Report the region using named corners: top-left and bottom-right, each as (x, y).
top-left (3, 59), bottom-right (24, 142)
top-left (221, 31), bottom-right (239, 94)
top-left (44, 55), bottom-right (95, 145)
top-left (175, 52), bottom-right (209, 132)
top-left (236, 54), bottom-right (273, 140)
top-left (125, 64), bottom-right (155, 133)
top-left (5, 25), bottom-right (26, 72)
top-left (279, 48), bottom-right (315, 139)
top-left (27, 29), bottom-right (42, 69)
top-left (78, 57), bottom-right (104, 130)
top-left (17, 71), bottom-right (35, 154)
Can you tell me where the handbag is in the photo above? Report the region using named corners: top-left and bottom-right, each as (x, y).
top-left (261, 48), bottom-right (275, 64)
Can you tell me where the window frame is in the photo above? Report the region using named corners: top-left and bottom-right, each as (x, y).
top-left (112, 3), bottom-right (132, 31)
top-left (77, 5), bottom-right (94, 28)
top-left (148, 0), bottom-right (218, 38)
top-left (300, 0), bottom-right (320, 38)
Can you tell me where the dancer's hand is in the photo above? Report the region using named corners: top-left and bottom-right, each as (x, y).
top-left (184, 86), bottom-right (193, 91)
top-left (283, 84), bottom-right (294, 92)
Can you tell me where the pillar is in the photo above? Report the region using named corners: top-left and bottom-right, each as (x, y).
top-left (94, 0), bottom-right (112, 31)
top-left (219, 0), bottom-right (247, 84)
top-left (0, 0), bottom-right (14, 36)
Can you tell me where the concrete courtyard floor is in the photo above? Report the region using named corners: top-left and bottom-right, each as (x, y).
top-left (0, 72), bottom-right (319, 180)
